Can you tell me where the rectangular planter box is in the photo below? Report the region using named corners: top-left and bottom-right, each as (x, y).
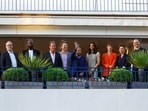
top-left (1, 81), bottom-right (148, 89)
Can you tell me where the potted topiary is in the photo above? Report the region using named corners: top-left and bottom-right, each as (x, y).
top-left (42, 67), bottom-right (68, 88)
top-left (108, 68), bottom-right (133, 88)
top-left (19, 54), bottom-right (51, 81)
top-left (108, 68), bottom-right (133, 82)
top-left (2, 67), bottom-right (29, 81)
top-left (43, 67), bottom-right (68, 82)
top-left (1, 67), bottom-right (30, 88)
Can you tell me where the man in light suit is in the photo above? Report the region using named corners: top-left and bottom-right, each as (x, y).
top-left (59, 41), bottom-right (72, 76)
top-left (43, 41), bottom-right (62, 68)
top-left (22, 39), bottom-right (40, 60)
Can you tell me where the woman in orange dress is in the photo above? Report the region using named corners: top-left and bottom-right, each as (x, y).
top-left (102, 43), bottom-right (117, 80)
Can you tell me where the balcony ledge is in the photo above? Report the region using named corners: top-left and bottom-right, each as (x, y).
top-left (0, 15), bottom-right (148, 26)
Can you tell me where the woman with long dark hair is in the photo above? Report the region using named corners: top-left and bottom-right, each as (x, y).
top-left (86, 42), bottom-right (101, 81)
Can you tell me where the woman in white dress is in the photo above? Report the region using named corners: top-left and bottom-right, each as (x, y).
top-left (86, 42), bottom-right (101, 81)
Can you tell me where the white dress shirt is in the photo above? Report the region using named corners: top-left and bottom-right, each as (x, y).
top-left (8, 51), bottom-right (17, 67)
top-left (50, 51), bottom-right (55, 64)
top-left (29, 50), bottom-right (33, 60)
top-left (61, 53), bottom-right (67, 70)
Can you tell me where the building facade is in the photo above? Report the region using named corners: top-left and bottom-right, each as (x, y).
top-left (0, 0), bottom-right (148, 55)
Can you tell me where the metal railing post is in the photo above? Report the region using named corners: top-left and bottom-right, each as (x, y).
top-left (43, 81), bottom-right (47, 89)
top-left (127, 66), bottom-right (133, 89)
top-left (1, 78), bottom-right (5, 89)
top-left (42, 67), bottom-right (47, 89)
top-left (84, 80), bottom-right (89, 89)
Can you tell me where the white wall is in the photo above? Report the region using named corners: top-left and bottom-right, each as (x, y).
top-left (0, 89), bottom-right (148, 111)
top-left (1, 16), bottom-right (148, 38)
top-left (1, 16), bottom-right (148, 26)
top-left (1, 25), bottom-right (148, 38)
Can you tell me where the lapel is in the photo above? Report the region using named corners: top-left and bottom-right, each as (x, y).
top-left (6, 51), bottom-right (11, 62)
top-left (54, 52), bottom-right (57, 63)
top-left (67, 52), bottom-right (70, 61)
top-left (6, 51), bottom-right (18, 65)
top-left (26, 50), bottom-right (29, 56)
top-left (32, 49), bottom-right (37, 56)
top-left (49, 52), bottom-right (54, 64)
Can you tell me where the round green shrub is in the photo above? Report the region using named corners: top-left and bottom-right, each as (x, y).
top-left (108, 68), bottom-right (133, 82)
top-left (43, 68), bottom-right (68, 81)
top-left (2, 68), bottom-right (29, 81)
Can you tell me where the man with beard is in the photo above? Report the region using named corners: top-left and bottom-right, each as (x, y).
top-left (22, 39), bottom-right (40, 59)
top-left (131, 39), bottom-right (146, 82)
top-left (22, 39), bottom-right (41, 81)
top-left (71, 47), bottom-right (88, 81)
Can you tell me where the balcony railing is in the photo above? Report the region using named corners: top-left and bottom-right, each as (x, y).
top-left (0, 67), bottom-right (148, 89)
top-left (0, 0), bottom-right (148, 14)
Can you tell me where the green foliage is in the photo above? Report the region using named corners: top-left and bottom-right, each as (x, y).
top-left (128, 50), bottom-right (148, 68)
top-left (2, 68), bottom-right (29, 81)
top-left (43, 68), bottom-right (68, 81)
top-left (19, 54), bottom-right (51, 70)
top-left (108, 68), bottom-right (132, 82)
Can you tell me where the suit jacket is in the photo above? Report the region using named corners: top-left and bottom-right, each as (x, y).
top-left (59, 51), bottom-right (72, 70)
top-left (22, 49), bottom-right (40, 57)
top-left (1, 51), bottom-right (22, 70)
top-left (102, 52), bottom-right (117, 77)
top-left (0, 52), bottom-right (1, 67)
top-left (43, 51), bottom-right (63, 68)
top-left (0, 52), bottom-right (1, 74)
top-left (116, 54), bottom-right (129, 68)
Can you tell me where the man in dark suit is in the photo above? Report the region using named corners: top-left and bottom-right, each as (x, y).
top-left (1, 41), bottom-right (22, 70)
top-left (22, 39), bottom-right (40, 59)
top-left (43, 41), bottom-right (62, 68)
top-left (116, 44), bottom-right (130, 68)
top-left (1, 41), bottom-right (22, 88)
